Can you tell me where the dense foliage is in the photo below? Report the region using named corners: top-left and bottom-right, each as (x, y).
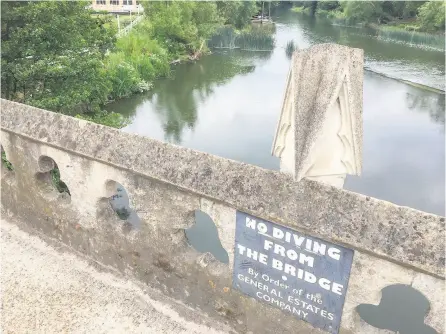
top-left (417, 1), bottom-right (446, 32)
top-left (1, 1), bottom-right (261, 128)
top-left (217, 1), bottom-right (259, 29)
top-left (143, 1), bottom-right (222, 56)
top-left (1, 1), bottom-right (115, 114)
top-left (292, 1), bottom-right (445, 32)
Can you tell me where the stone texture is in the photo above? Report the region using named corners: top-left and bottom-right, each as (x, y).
top-left (1, 99), bottom-right (444, 277)
top-left (0, 218), bottom-right (233, 334)
top-left (292, 44), bottom-right (363, 179)
top-left (272, 44), bottom-right (363, 188)
top-left (1, 99), bottom-right (445, 333)
top-left (0, 132), bottom-right (329, 333)
top-left (341, 251), bottom-right (416, 333)
top-left (199, 198), bottom-right (236, 272)
top-left (412, 272), bottom-right (445, 333)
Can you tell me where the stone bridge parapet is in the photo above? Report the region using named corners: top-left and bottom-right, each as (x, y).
top-left (1, 98), bottom-right (444, 333)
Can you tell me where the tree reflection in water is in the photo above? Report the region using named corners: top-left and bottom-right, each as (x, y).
top-left (406, 90), bottom-right (445, 129)
top-left (150, 51), bottom-right (270, 143)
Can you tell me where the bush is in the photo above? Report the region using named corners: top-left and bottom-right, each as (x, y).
top-left (340, 1), bottom-right (384, 24)
top-left (115, 31), bottom-right (170, 80)
top-left (130, 54), bottom-right (156, 81)
top-left (144, 2), bottom-right (222, 55)
top-left (116, 32), bottom-right (166, 57)
top-left (418, 1), bottom-right (445, 32)
top-left (149, 53), bottom-right (170, 77)
top-left (105, 52), bottom-right (142, 99)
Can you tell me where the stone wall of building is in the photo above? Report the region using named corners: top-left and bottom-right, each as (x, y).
top-left (1, 99), bottom-right (444, 334)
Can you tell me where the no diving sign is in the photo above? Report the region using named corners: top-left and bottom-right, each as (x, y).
top-left (232, 211), bottom-right (354, 334)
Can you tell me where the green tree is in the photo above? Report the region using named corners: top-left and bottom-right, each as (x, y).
top-left (143, 1), bottom-right (223, 56)
top-left (318, 1), bottom-right (341, 11)
top-left (402, 1), bottom-right (426, 19)
top-left (216, 1), bottom-right (258, 29)
top-left (379, 1), bottom-right (424, 20)
top-left (418, 1), bottom-right (445, 32)
top-left (1, 1), bottom-right (115, 114)
top-left (340, 1), bottom-right (384, 24)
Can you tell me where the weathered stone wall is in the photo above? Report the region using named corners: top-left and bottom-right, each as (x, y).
top-left (1, 99), bottom-right (444, 334)
top-left (272, 44), bottom-right (363, 188)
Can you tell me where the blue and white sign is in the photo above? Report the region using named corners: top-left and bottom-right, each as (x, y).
top-left (232, 211), bottom-right (354, 334)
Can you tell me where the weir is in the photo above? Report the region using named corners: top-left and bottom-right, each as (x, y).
top-left (1, 44), bottom-right (444, 334)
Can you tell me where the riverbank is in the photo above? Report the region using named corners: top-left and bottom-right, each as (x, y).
top-left (103, 11), bottom-right (443, 131)
top-left (80, 20), bottom-right (277, 128)
top-left (105, 7), bottom-right (444, 217)
top-left (373, 24), bottom-right (445, 51)
top-left (290, 5), bottom-right (445, 51)
top-left (1, 2), bottom-right (263, 130)
top-left (104, 27), bottom-right (444, 216)
top-left (89, 5), bottom-right (444, 131)
top-left (80, 3), bottom-right (267, 128)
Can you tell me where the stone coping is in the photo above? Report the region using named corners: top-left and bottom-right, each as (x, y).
top-left (1, 99), bottom-right (444, 278)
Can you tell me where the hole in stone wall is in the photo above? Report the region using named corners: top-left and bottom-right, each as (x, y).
top-left (107, 181), bottom-right (141, 229)
top-left (185, 210), bottom-right (229, 264)
top-left (36, 156), bottom-right (71, 197)
top-left (1, 145), bottom-right (14, 171)
top-left (356, 284), bottom-right (437, 334)
top-left (50, 166), bottom-right (71, 195)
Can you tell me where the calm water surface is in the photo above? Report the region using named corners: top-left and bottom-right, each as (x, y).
top-left (107, 11), bottom-right (445, 215)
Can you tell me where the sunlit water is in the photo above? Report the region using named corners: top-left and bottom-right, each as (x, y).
top-left (107, 10), bottom-right (445, 216)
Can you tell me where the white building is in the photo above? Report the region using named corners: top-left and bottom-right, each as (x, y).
top-left (90, 0), bottom-right (143, 14)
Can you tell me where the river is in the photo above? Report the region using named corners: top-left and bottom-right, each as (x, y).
top-left (107, 10), bottom-right (445, 216)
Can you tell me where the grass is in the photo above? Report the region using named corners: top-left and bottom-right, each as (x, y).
top-left (1, 151), bottom-right (13, 171)
top-left (238, 26), bottom-right (275, 51)
top-left (209, 25), bottom-right (275, 51)
top-left (377, 26), bottom-right (445, 51)
top-left (208, 26), bottom-right (239, 49)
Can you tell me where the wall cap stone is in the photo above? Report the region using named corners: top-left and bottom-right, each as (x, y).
top-left (1, 99), bottom-right (444, 278)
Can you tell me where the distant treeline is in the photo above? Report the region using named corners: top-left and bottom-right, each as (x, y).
top-left (292, 1), bottom-right (445, 33)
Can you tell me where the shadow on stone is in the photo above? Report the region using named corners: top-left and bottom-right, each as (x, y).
top-left (36, 156), bottom-right (71, 199)
top-left (356, 284), bottom-right (437, 334)
top-left (185, 210), bottom-right (229, 264)
top-left (108, 181), bottom-right (141, 229)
